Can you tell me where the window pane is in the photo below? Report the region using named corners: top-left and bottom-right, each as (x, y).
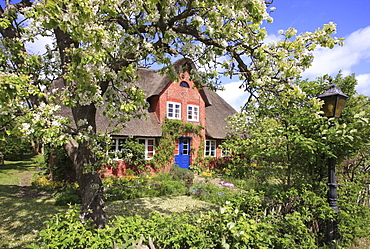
top-left (183, 139), bottom-right (189, 155)
top-left (204, 140), bottom-right (216, 157)
top-left (187, 105), bottom-right (199, 121)
top-left (118, 139), bottom-right (126, 150)
top-left (194, 107), bottom-right (199, 120)
top-left (188, 106), bottom-right (192, 120)
top-left (111, 139), bottom-right (117, 151)
top-left (167, 102), bottom-right (181, 119)
top-left (175, 104), bottom-right (180, 118)
top-left (174, 140), bottom-right (179, 155)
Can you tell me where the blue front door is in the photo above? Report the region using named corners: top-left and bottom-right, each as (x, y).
top-left (175, 138), bottom-right (191, 169)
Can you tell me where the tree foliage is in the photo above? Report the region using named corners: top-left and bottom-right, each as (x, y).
top-left (1, 0), bottom-right (344, 227)
top-left (224, 73), bottom-right (369, 186)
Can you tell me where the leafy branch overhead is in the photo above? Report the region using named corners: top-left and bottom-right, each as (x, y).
top-left (0, 0), bottom-right (345, 228)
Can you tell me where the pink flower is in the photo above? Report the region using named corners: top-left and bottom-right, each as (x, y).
top-left (220, 181), bottom-right (234, 188)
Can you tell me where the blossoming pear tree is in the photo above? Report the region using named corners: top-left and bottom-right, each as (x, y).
top-left (0, 0), bottom-right (343, 228)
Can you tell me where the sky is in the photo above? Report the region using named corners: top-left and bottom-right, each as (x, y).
top-left (217, 0), bottom-right (370, 111)
top-left (3, 0), bottom-right (369, 112)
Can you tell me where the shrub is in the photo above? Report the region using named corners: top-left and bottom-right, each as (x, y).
top-left (170, 166), bottom-right (194, 188)
top-left (336, 179), bottom-right (370, 247)
top-left (189, 182), bottom-right (239, 205)
top-left (44, 146), bottom-right (75, 182)
top-left (54, 191), bottom-right (81, 206)
top-left (31, 175), bottom-right (64, 191)
top-left (33, 199), bottom-right (318, 249)
top-left (158, 180), bottom-right (187, 196)
top-left (54, 183), bottom-right (81, 206)
top-left (0, 134), bottom-right (32, 160)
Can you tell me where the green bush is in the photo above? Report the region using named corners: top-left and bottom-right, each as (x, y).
top-left (170, 166), bottom-right (194, 188)
top-left (44, 146), bottom-right (75, 182)
top-left (32, 198), bottom-right (318, 249)
top-left (337, 179), bottom-right (370, 247)
top-left (158, 180), bottom-right (187, 196)
top-left (54, 191), bottom-right (81, 206)
top-left (0, 135), bottom-right (32, 160)
top-left (103, 172), bottom-right (188, 201)
top-left (53, 182), bottom-right (81, 206)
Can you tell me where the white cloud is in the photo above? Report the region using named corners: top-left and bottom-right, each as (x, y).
top-left (356, 74), bottom-right (370, 96)
top-left (217, 81), bottom-right (249, 111)
top-left (25, 35), bottom-right (54, 55)
top-left (264, 33), bottom-right (281, 44)
top-left (302, 26), bottom-right (370, 96)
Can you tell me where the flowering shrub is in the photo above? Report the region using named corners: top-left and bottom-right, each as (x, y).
top-left (32, 175), bottom-right (65, 191)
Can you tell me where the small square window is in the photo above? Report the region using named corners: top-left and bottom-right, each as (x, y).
top-left (187, 105), bottom-right (199, 121)
top-left (204, 140), bottom-right (216, 157)
top-left (137, 138), bottom-right (156, 160)
top-left (167, 102), bottom-right (181, 120)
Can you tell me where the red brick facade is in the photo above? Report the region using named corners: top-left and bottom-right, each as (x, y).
top-left (101, 68), bottom-right (235, 178)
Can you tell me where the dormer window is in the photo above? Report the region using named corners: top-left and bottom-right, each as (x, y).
top-left (180, 81), bottom-right (189, 88)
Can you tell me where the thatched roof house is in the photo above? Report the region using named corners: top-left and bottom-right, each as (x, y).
top-left (55, 58), bottom-right (237, 172)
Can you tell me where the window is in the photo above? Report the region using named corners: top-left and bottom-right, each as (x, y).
top-left (180, 81), bottom-right (189, 88)
top-left (187, 105), bottom-right (199, 121)
top-left (221, 147), bottom-right (231, 157)
top-left (174, 139), bottom-right (179, 155)
top-left (204, 140), bottom-right (216, 157)
top-left (111, 138), bottom-right (126, 151)
top-left (167, 102), bottom-right (181, 120)
top-left (137, 138), bottom-right (155, 160)
top-left (182, 138), bottom-right (189, 155)
top-left (109, 138), bottom-right (127, 159)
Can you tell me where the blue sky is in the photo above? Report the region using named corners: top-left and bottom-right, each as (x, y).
top-left (218, 0), bottom-right (370, 111)
top-left (4, 0), bottom-right (369, 111)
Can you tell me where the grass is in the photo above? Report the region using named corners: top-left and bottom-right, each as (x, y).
top-left (0, 158), bottom-right (368, 248)
top-left (0, 158), bottom-right (217, 248)
top-left (0, 158), bottom-right (67, 248)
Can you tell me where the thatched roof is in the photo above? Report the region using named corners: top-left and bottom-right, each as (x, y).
top-left (202, 88), bottom-right (236, 139)
top-left (55, 59), bottom-right (237, 139)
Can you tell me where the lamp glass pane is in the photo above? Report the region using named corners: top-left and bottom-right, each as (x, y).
top-left (334, 96), bottom-right (347, 118)
top-left (322, 96), bottom-right (336, 117)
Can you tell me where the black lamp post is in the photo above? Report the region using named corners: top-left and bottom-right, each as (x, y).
top-left (318, 83), bottom-right (348, 212)
top-left (318, 83), bottom-right (348, 243)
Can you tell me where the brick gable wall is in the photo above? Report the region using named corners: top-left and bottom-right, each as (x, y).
top-left (154, 72), bottom-right (206, 166)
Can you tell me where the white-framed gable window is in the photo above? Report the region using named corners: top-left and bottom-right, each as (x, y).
top-left (167, 101), bottom-right (181, 120)
top-left (204, 140), bottom-right (216, 157)
top-left (187, 105), bottom-right (199, 121)
top-left (137, 138), bottom-right (155, 160)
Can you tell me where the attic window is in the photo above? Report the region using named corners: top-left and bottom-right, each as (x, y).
top-left (180, 81), bottom-right (189, 88)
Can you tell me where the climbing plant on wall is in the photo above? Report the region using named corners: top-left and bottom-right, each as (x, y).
top-left (151, 119), bottom-right (203, 170)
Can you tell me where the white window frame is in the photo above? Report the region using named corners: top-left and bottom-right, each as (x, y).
top-left (204, 140), bottom-right (216, 157)
top-left (109, 137), bottom-right (127, 160)
top-left (167, 101), bottom-right (181, 120)
top-left (137, 138), bottom-right (155, 160)
top-left (221, 147), bottom-right (231, 157)
top-left (187, 105), bottom-right (199, 122)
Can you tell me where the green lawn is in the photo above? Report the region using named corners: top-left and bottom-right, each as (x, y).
top-left (0, 159), bottom-right (216, 248)
top-left (0, 159), bottom-right (66, 248)
top-left (0, 158), bottom-right (367, 249)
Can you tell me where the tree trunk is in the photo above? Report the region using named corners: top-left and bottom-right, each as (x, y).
top-left (65, 104), bottom-right (107, 228)
top-left (75, 142), bottom-right (106, 228)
